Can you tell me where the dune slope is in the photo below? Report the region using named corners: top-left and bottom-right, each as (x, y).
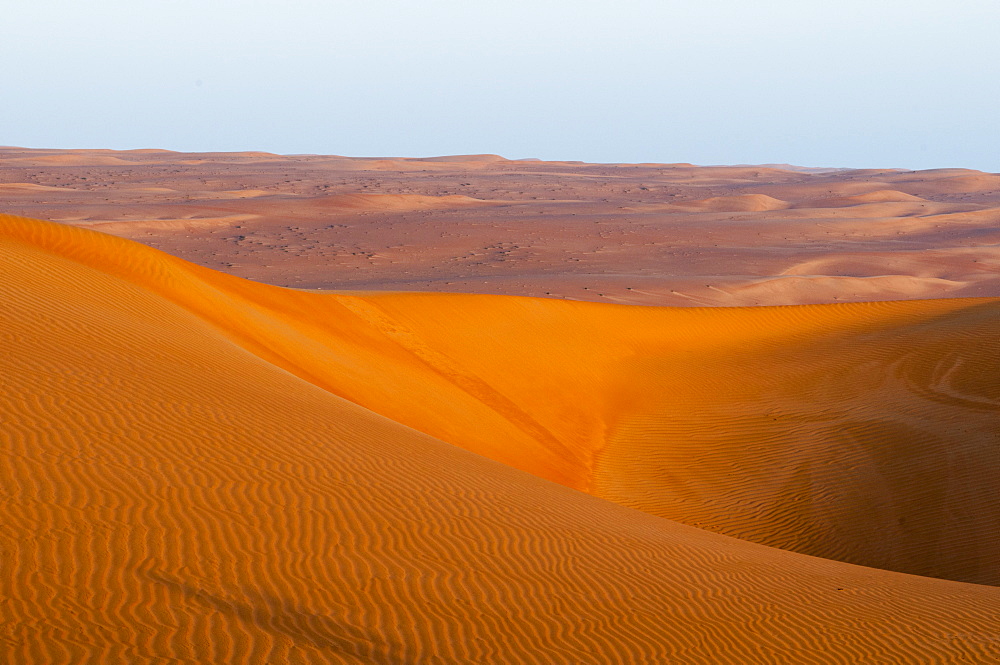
top-left (3, 214), bottom-right (1000, 662)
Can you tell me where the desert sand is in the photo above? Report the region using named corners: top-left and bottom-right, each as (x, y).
top-left (3, 149), bottom-right (1000, 662)
top-left (2, 212), bottom-right (1000, 663)
top-left (3, 147), bottom-right (1000, 306)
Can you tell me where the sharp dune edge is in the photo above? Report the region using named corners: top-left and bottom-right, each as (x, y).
top-left (3, 213), bottom-right (1000, 663)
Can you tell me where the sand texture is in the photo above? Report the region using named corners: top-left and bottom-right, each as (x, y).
top-left (3, 213), bottom-right (1000, 663)
top-left (3, 147), bottom-right (1000, 307)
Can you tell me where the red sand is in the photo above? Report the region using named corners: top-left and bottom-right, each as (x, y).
top-left (4, 147), bottom-right (999, 307)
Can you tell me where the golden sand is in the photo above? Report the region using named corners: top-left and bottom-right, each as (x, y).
top-left (3, 214), bottom-right (1000, 662)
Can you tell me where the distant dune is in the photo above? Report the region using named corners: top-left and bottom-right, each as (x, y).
top-left (4, 154), bottom-right (135, 166)
top-left (413, 154), bottom-right (509, 162)
top-left (894, 173), bottom-right (1000, 195)
top-left (799, 189), bottom-right (929, 207)
top-left (3, 147), bottom-right (998, 307)
top-left (3, 213), bottom-right (1000, 662)
top-left (0, 182), bottom-right (85, 193)
top-left (677, 193), bottom-right (790, 212)
top-left (315, 193), bottom-right (492, 211)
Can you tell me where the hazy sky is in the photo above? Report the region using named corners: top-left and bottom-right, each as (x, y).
top-left (3, 0), bottom-right (998, 170)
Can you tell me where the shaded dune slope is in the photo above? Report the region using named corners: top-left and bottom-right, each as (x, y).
top-left (596, 298), bottom-right (1000, 584)
top-left (3, 214), bottom-right (1000, 662)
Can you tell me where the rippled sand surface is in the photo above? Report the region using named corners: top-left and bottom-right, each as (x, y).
top-left (3, 213), bottom-right (1000, 663)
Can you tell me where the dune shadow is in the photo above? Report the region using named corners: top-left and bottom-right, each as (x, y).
top-left (143, 569), bottom-right (405, 663)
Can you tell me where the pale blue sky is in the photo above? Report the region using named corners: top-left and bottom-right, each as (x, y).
top-left (3, 0), bottom-right (998, 170)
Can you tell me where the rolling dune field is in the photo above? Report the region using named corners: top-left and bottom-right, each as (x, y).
top-left (3, 213), bottom-right (1000, 663)
top-left (4, 147), bottom-right (1000, 307)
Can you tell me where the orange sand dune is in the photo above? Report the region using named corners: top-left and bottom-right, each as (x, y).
top-left (4, 213), bottom-right (1000, 663)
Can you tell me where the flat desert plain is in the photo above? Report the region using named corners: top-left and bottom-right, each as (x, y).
top-left (2, 148), bottom-right (1000, 663)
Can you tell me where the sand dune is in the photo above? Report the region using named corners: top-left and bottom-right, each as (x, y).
top-left (722, 274), bottom-right (965, 305)
top-left (4, 147), bottom-right (1000, 306)
top-left (677, 193), bottom-right (790, 212)
top-left (414, 154), bottom-right (509, 162)
top-left (124, 186), bottom-right (178, 193)
top-left (781, 252), bottom-right (981, 281)
top-left (85, 214), bottom-right (261, 233)
top-left (315, 193), bottom-right (492, 211)
top-left (596, 297), bottom-right (1000, 584)
top-left (0, 182), bottom-right (84, 193)
top-left (5, 154), bottom-right (135, 166)
top-left (189, 189), bottom-right (275, 199)
top-left (893, 173), bottom-right (1000, 195)
top-left (3, 213), bottom-right (1000, 662)
top-left (799, 189), bottom-right (929, 207)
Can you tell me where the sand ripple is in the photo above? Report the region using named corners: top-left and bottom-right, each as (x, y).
top-left (3, 214), bottom-right (1000, 662)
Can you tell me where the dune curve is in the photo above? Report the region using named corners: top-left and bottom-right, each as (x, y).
top-left (4, 213), bottom-right (1000, 662)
